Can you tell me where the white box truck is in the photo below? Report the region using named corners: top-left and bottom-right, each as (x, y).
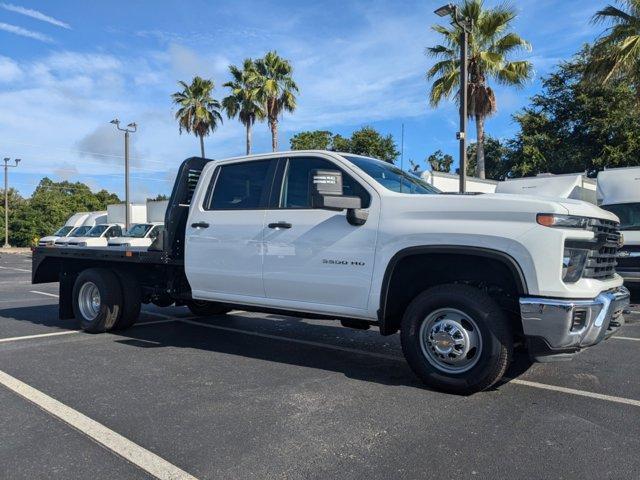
top-left (597, 166), bottom-right (640, 284)
top-left (496, 173), bottom-right (597, 204)
top-left (32, 153), bottom-right (629, 394)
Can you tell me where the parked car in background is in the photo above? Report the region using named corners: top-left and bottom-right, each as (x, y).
top-left (53, 212), bottom-right (108, 246)
top-left (60, 223), bottom-right (124, 247)
top-left (496, 173), bottom-right (597, 204)
top-left (107, 223), bottom-right (164, 248)
top-left (597, 166), bottom-right (640, 285)
top-left (38, 212), bottom-right (90, 246)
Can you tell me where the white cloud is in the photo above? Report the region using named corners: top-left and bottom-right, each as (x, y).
top-left (0, 22), bottom-right (52, 42)
top-left (0, 3), bottom-right (70, 29)
top-left (0, 56), bottom-right (21, 82)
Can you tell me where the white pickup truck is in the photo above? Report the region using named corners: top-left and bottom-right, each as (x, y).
top-left (32, 152), bottom-right (630, 394)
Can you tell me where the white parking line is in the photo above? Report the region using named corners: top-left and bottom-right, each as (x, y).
top-left (179, 317), bottom-right (640, 408)
top-left (0, 330), bottom-right (79, 343)
top-left (0, 318), bottom-right (176, 344)
top-left (0, 369), bottom-right (198, 480)
top-left (612, 336), bottom-right (640, 342)
top-left (29, 290), bottom-right (59, 298)
top-left (0, 265), bottom-right (30, 273)
top-left (509, 379), bottom-right (640, 408)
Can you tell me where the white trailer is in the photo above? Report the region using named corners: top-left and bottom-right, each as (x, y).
top-left (146, 200), bottom-right (168, 223)
top-left (420, 171), bottom-right (498, 193)
top-left (496, 173), bottom-right (597, 204)
top-left (597, 166), bottom-right (640, 283)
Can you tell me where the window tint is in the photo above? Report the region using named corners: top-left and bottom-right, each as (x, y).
top-left (207, 160), bottom-right (272, 210)
top-left (280, 157), bottom-right (371, 209)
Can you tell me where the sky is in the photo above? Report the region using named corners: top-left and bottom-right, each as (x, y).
top-left (0, 0), bottom-right (609, 200)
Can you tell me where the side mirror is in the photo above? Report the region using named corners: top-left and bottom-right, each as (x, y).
top-left (310, 169), bottom-right (362, 210)
top-left (310, 169), bottom-right (367, 225)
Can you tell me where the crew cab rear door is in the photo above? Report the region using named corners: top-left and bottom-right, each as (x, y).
top-left (185, 158), bottom-right (277, 300)
top-left (262, 155), bottom-right (378, 311)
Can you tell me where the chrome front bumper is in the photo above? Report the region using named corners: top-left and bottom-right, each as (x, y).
top-left (519, 287), bottom-right (630, 361)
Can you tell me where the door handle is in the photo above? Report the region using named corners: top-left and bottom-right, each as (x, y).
top-left (191, 222), bottom-right (210, 228)
top-left (268, 222), bottom-right (292, 229)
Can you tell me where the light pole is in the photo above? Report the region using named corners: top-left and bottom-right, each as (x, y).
top-left (110, 119), bottom-right (137, 230)
top-left (3, 157), bottom-right (20, 248)
top-left (435, 3), bottom-right (472, 193)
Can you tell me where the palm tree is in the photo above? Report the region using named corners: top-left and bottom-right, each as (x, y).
top-left (251, 51), bottom-right (298, 151)
top-left (171, 76), bottom-right (223, 158)
top-left (222, 59), bottom-right (265, 155)
top-left (586, 1), bottom-right (640, 103)
top-left (426, 0), bottom-right (533, 179)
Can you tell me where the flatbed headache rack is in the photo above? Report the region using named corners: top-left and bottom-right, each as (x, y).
top-left (31, 157), bottom-right (213, 316)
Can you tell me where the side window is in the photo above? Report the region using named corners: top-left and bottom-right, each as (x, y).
top-left (280, 157), bottom-right (371, 209)
top-left (205, 159), bottom-right (273, 210)
top-left (106, 226), bottom-right (121, 238)
top-left (149, 226), bottom-right (162, 240)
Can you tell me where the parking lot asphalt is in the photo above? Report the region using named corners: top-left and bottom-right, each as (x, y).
top-left (1, 251), bottom-right (639, 479)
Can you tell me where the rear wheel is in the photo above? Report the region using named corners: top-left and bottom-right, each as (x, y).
top-left (186, 300), bottom-right (230, 317)
top-left (72, 268), bottom-right (123, 333)
top-left (400, 284), bottom-right (513, 395)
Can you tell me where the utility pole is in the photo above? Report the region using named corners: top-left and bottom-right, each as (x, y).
top-left (110, 119), bottom-right (137, 230)
top-left (435, 3), bottom-right (472, 193)
top-left (3, 157), bottom-right (20, 248)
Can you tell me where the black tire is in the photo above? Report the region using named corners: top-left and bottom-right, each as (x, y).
top-left (112, 271), bottom-right (141, 330)
top-left (400, 284), bottom-right (513, 395)
top-left (72, 268), bottom-right (123, 333)
top-left (186, 300), bottom-right (231, 317)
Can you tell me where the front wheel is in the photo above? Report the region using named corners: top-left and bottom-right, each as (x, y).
top-left (186, 300), bottom-right (231, 317)
top-left (400, 284), bottom-right (513, 395)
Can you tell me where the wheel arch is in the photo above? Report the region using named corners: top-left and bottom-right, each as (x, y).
top-left (378, 246), bottom-right (528, 336)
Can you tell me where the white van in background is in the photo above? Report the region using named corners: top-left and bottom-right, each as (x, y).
top-left (597, 166), bottom-right (640, 284)
top-left (54, 212), bottom-right (108, 246)
top-left (38, 212), bottom-right (89, 246)
top-left (496, 173), bottom-right (597, 204)
top-left (107, 200), bottom-right (167, 248)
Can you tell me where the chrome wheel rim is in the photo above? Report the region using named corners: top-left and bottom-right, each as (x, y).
top-left (419, 308), bottom-right (482, 373)
top-left (78, 281), bottom-right (101, 321)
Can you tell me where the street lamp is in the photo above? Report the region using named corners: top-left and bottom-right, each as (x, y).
top-left (435, 3), bottom-right (472, 193)
top-left (3, 157), bottom-right (20, 248)
top-left (110, 119), bottom-right (137, 230)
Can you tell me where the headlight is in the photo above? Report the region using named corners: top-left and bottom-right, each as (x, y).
top-left (77, 242), bottom-right (87, 247)
top-left (562, 247), bottom-right (589, 282)
top-left (537, 214), bottom-right (590, 229)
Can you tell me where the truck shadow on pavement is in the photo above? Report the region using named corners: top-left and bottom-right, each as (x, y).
top-left (3, 305), bottom-right (534, 395)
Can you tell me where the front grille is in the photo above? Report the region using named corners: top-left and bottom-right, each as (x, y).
top-left (582, 219), bottom-right (621, 280)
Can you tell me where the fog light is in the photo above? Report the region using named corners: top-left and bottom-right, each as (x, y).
top-left (563, 248), bottom-right (588, 283)
top-left (571, 309), bottom-right (587, 331)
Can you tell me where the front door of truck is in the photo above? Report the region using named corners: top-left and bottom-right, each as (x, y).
top-left (262, 155), bottom-right (378, 311)
top-left (185, 158), bottom-right (277, 300)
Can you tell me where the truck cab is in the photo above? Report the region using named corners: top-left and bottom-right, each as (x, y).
top-left (38, 212), bottom-right (90, 246)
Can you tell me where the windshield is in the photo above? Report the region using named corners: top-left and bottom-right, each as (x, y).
top-left (53, 225), bottom-right (74, 236)
top-left (601, 203), bottom-right (640, 231)
top-left (70, 226), bottom-right (91, 237)
top-left (124, 224), bottom-right (152, 238)
top-left (342, 155), bottom-right (441, 194)
top-left (85, 225), bottom-right (109, 237)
